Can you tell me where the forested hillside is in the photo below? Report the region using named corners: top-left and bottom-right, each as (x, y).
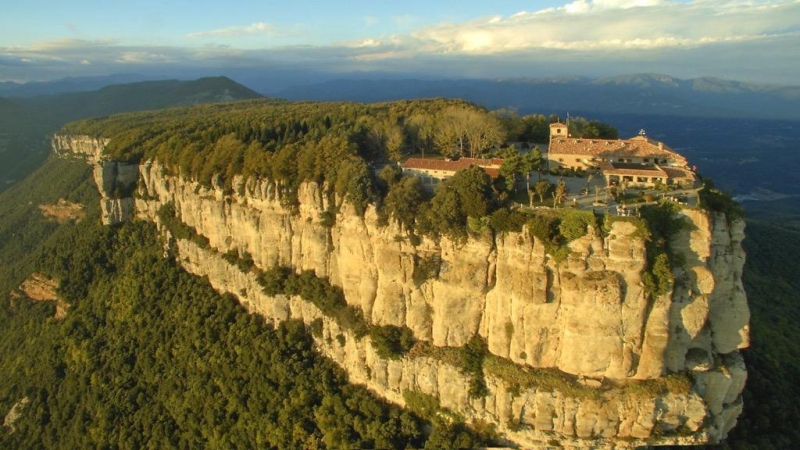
top-left (725, 220), bottom-right (800, 448)
top-left (0, 157), bottom-right (491, 449)
top-left (0, 77), bottom-right (263, 193)
top-left (19, 77), bottom-right (263, 127)
top-left (1, 96), bottom-right (798, 447)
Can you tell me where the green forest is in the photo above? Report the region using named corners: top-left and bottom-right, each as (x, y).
top-left (60, 98), bottom-right (613, 213)
top-left (0, 158), bottom-right (493, 449)
top-left (0, 76), bottom-right (263, 194)
top-left (0, 96), bottom-right (798, 448)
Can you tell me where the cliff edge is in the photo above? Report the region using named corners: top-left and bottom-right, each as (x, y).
top-left (55, 134), bottom-right (750, 448)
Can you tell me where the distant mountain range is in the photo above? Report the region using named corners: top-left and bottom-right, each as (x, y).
top-left (0, 74), bottom-right (158, 97)
top-left (5, 72), bottom-right (798, 121)
top-left (13, 77), bottom-right (263, 128)
top-left (275, 73), bottom-right (800, 121)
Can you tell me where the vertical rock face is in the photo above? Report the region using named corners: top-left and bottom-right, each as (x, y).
top-left (58, 134), bottom-right (750, 448)
top-left (53, 136), bottom-right (137, 225)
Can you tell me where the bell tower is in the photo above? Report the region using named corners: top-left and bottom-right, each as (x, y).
top-left (549, 122), bottom-right (569, 144)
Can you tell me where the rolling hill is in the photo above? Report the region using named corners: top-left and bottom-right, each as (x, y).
top-left (16, 76), bottom-right (263, 127)
top-left (0, 76), bottom-right (263, 192)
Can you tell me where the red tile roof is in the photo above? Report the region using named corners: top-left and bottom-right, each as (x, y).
top-left (483, 168), bottom-right (500, 179)
top-left (402, 157), bottom-right (504, 179)
top-left (662, 166), bottom-right (696, 181)
top-left (605, 166), bottom-right (668, 177)
top-left (598, 161), bottom-right (668, 177)
top-left (549, 135), bottom-right (686, 164)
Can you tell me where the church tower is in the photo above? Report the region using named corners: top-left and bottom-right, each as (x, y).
top-left (549, 122), bottom-right (569, 144)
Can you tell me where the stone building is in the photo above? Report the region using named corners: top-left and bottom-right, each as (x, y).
top-left (400, 157), bottom-right (502, 187)
top-left (547, 123), bottom-right (695, 188)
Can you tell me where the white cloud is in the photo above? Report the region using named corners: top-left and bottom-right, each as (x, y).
top-left (25, 38), bottom-right (117, 52)
top-left (563, 0), bottom-right (666, 14)
top-left (385, 0), bottom-right (800, 55)
top-left (116, 51), bottom-right (176, 64)
top-left (187, 22), bottom-right (286, 39)
top-left (352, 39), bottom-right (381, 48)
top-left (2, 1), bottom-right (799, 85)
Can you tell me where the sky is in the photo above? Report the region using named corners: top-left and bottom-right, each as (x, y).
top-left (1, 0), bottom-right (799, 86)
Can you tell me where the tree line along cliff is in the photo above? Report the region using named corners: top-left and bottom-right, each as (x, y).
top-left (54, 98), bottom-right (749, 448)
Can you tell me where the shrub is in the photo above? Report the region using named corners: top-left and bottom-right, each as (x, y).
top-left (402, 390), bottom-right (441, 417)
top-left (461, 334), bottom-right (489, 398)
top-left (467, 216), bottom-right (491, 234)
top-left (489, 208), bottom-right (527, 233)
top-left (526, 211), bottom-right (582, 265)
top-left (222, 249), bottom-right (255, 272)
top-left (256, 266), bottom-right (370, 338)
top-left (335, 306), bottom-right (369, 339)
top-left (483, 355), bottom-right (601, 400)
top-left (638, 203), bottom-right (687, 299)
top-left (413, 254), bottom-right (441, 286)
top-left (698, 180), bottom-right (745, 220)
top-left (156, 201), bottom-right (207, 246)
top-left (642, 252), bottom-right (673, 298)
top-left (319, 210), bottom-right (335, 228)
top-left (527, 214), bottom-right (560, 245)
top-left (504, 322), bottom-right (514, 341)
top-left (309, 318), bottom-right (324, 338)
top-left (258, 266), bottom-right (291, 296)
top-left (370, 325), bottom-right (417, 359)
top-left (558, 209), bottom-right (594, 242)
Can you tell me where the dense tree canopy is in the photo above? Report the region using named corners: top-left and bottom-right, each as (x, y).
top-left (0, 158), bottom-right (494, 449)
top-left (3, 99), bottom-right (800, 448)
top-left (0, 219), bottom-right (429, 449)
top-left (420, 165), bottom-right (497, 239)
top-left (61, 99), bottom-right (620, 217)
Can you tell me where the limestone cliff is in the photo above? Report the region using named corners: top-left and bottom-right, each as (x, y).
top-left (52, 135), bottom-right (137, 225)
top-left (57, 134), bottom-right (750, 448)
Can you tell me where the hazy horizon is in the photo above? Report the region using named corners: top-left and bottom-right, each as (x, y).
top-left (2, 0), bottom-right (798, 86)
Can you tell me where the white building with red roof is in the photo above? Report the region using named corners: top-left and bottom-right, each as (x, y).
top-left (400, 157), bottom-right (503, 187)
top-left (547, 123), bottom-right (695, 188)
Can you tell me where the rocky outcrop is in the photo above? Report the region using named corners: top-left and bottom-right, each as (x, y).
top-left (3, 397), bottom-right (29, 434)
top-left (57, 134), bottom-right (750, 448)
top-left (38, 198), bottom-right (86, 223)
top-left (11, 273), bottom-right (69, 319)
top-left (53, 136), bottom-right (137, 225)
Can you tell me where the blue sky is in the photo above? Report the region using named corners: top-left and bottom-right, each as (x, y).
top-left (2, 1), bottom-right (563, 47)
top-left (2, 0), bottom-right (799, 85)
